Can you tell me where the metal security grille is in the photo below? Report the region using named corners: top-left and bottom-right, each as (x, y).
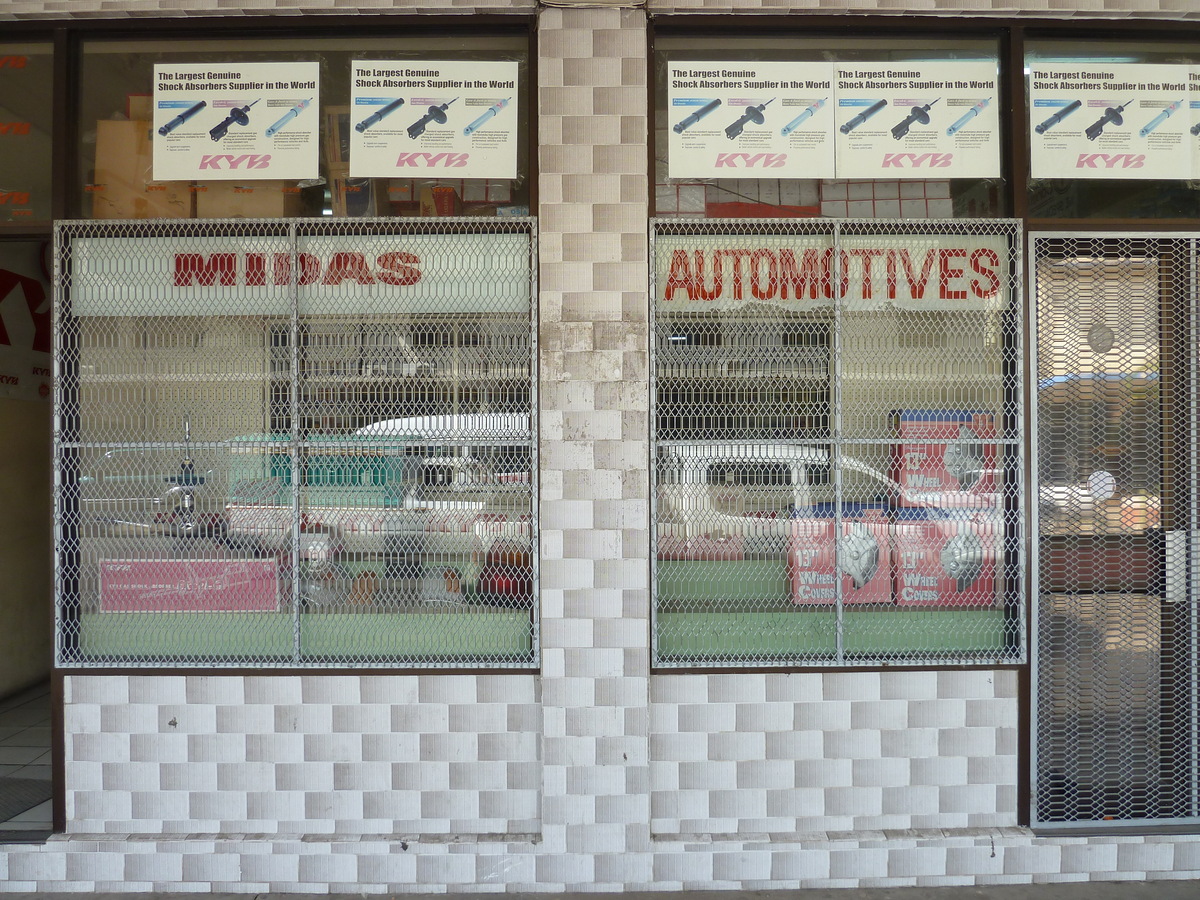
top-left (54, 218), bottom-right (537, 668)
top-left (651, 219), bottom-right (1024, 667)
top-left (1033, 234), bottom-right (1200, 827)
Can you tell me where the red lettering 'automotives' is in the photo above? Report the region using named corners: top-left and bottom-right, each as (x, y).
top-left (0, 123), bottom-right (30, 135)
top-left (662, 246), bottom-right (1002, 303)
top-left (173, 252), bottom-right (423, 288)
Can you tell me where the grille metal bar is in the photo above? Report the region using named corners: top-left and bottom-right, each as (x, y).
top-left (1031, 232), bottom-right (1200, 828)
top-left (54, 217), bottom-right (538, 669)
top-left (651, 218), bottom-right (1025, 668)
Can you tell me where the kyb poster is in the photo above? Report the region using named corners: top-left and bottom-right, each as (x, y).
top-left (153, 63), bottom-right (320, 181)
top-left (1028, 63), bottom-right (1193, 180)
top-left (834, 62), bottom-right (1000, 179)
top-left (1193, 68), bottom-right (1200, 179)
top-left (349, 61), bottom-right (518, 179)
top-left (667, 62), bottom-right (835, 180)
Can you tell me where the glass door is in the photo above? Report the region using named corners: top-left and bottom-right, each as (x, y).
top-left (1032, 234), bottom-right (1199, 827)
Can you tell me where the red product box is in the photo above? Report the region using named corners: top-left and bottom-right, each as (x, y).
top-left (891, 409), bottom-right (999, 509)
top-left (789, 506), bottom-right (891, 605)
top-left (892, 513), bottom-right (998, 607)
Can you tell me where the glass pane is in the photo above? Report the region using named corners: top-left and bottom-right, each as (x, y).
top-left (1025, 40), bottom-right (1200, 219)
top-left (78, 34), bottom-right (529, 220)
top-left (0, 43), bottom-right (53, 223)
top-left (654, 35), bottom-right (1007, 219)
top-left (652, 221), bottom-right (1023, 666)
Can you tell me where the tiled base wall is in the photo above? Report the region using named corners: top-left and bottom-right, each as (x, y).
top-left (59, 675), bottom-right (542, 837)
top-left (1, 832), bottom-right (1199, 892)
top-left (0, 671), bottom-right (1194, 890)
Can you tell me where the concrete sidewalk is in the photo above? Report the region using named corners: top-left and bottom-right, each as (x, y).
top-left (4, 885), bottom-right (1200, 900)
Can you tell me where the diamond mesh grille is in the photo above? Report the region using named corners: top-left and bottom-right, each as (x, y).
top-left (651, 218), bottom-right (1024, 667)
top-left (1033, 234), bottom-right (1200, 827)
top-left (54, 218), bottom-right (537, 668)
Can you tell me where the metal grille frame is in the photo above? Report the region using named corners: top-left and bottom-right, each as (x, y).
top-left (54, 217), bottom-right (538, 669)
top-left (1031, 232), bottom-right (1200, 829)
top-left (650, 218), bottom-right (1026, 668)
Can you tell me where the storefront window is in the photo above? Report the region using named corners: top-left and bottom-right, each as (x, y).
top-left (77, 33), bottom-right (530, 221)
top-left (1025, 40), bottom-right (1200, 219)
top-left (55, 218), bottom-right (537, 667)
top-left (0, 42), bottom-right (53, 224)
top-left (654, 35), bottom-right (1007, 220)
top-left (651, 218), bottom-right (1024, 665)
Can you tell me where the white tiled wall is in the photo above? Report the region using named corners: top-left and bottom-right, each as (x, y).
top-left (650, 672), bottom-right (1018, 837)
top-left (5, 1), bottom-right (1200, 893)
top-left (64, 676), bottom-right (542, 837)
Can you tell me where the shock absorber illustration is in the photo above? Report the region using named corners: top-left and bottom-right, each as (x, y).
top-left (209, 99), bottom-right (259, 141)
top-left (839, 99), bottom-right (887, 134)
top-left (355, 98), bottom-right (405, 133)
top-left (1034, 99), bottom-right (1081, 134)
top-left (1085, 99), bottom-right (1133, 141)
top-left (946, 98), bottom-right (990, 136)
top-left (265, 98), bottom-right (312, 138)
top-left (407, 99), bottom-right (457, 139)
top-left (1138, 99), bottom-right (1184, 137)
top-left (463, 98), bottom-right (510, 136)
top-left (672, 99), bottom-right (721, 134)
top-left (780, 98), bottom-right (826, 136)
top-left (724, 99), bottom-right (774, 139)
top-left (891, 99), bottom-right (939, 140)
top-left (158, 101), bottom-right (206, 137)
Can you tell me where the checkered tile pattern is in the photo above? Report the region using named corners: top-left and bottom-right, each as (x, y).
top-left (63, 675), bottom-right (541, 837)
top-left (651, 672), bottom-right (1018, 836)
top-left (537, 5), bottom-right (653, 889)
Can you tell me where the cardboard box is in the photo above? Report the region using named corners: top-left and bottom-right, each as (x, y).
top-left (893, 512), bottom-right (998, 607)
top-left (419, 185), bottom-right (461, 216)
top-left (890, 409), bottom-right (999, 509)
top-left (328, 166), bottom-right (381, 217)
top-left (127, 94), bottom-right (152, 121)
top-left (92, 119), bottom-right (193, 219)
top-left (194, 181), bottom-right (307, 218)
top-left (789, 506), bottom-right (892, 605)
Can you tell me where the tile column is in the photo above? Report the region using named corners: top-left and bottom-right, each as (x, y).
top-left (537, 5), bottom-right (652, 890)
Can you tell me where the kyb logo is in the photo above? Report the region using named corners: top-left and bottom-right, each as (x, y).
top-left (881, 152), bottom-right (954, 169)
top-left (0, 192), bottom-right (30, 205)
top-left (714, 152), bottom-right (787, 169)
top-left (0, 122), bottom-right (30, 135)
top-left (198, 154), bottom-right (272, 171)
top-left (395, 152), bottom-right (470, 168)
top-left (1076, 153), bottom-right (1145, 170)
